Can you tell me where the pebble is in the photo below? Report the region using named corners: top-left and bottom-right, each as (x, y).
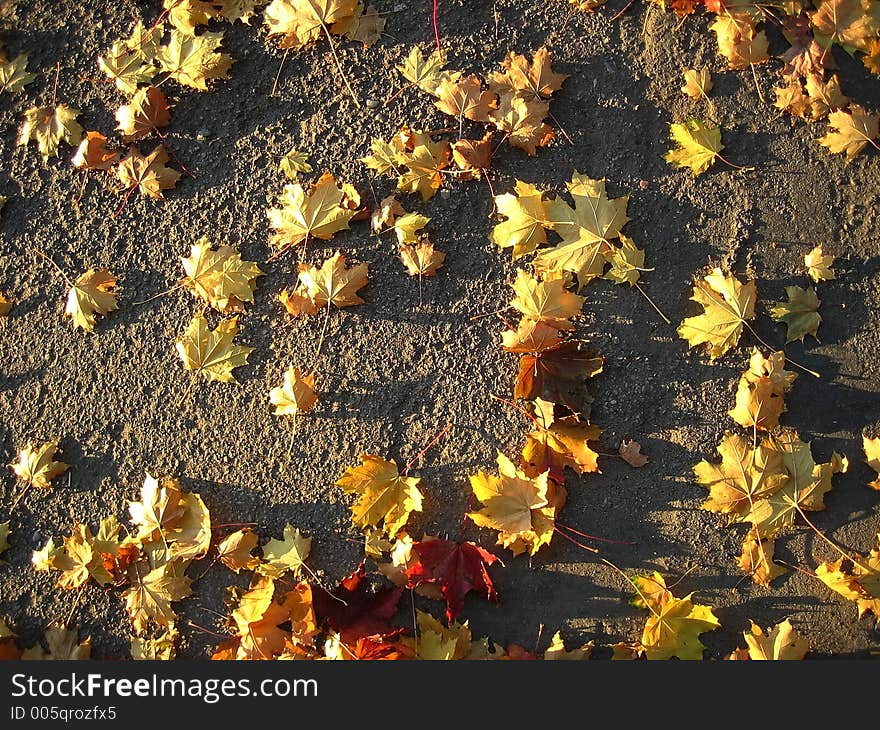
top-left (196, 129), bottom-right (210, 141)
top-left (365, 98), bottom-right (380, 109)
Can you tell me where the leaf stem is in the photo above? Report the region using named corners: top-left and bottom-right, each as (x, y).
top-left (270, 47), bottom-right (290, 97)
top-left (315, 14), bottom-right (360, 107)
top-left (31, 248), bottom-right (74, 286)
top-left (634, 282), bottom-right (671, 325)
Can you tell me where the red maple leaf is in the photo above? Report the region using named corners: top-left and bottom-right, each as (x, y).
top-left (405, 538), bottom-right (500, 621)
top-left (312, 562), bottom-right (403, 642)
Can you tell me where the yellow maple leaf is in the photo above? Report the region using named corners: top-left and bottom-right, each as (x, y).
top-left (397, 143), bottom-right (450, 200)
top-left (488, 92), bottom-right (554, 155)
top-left (124, 560), bottom-right (192, 635)
top-left (164, 0), bottom-right (221, 34)
top-left (811, 0), bottom-right (878, 52)
top-left (128, 474), bottom-right (211, 560)
top-left (769, 285), bottom-right (821, 343)
top-left (468, 452), bottom-right (565, 556)
top-left (397, 45), bottom-right (446, 94)
top-left (50, 522), bottom-right (114, 589)
top-left (279, 147), bottom-right (313, 179)
top-left (630, 572), bottom-right (720, 660)
top-left (729, 619), bottom-right (809, 660)
top-left (401, 610), bottom-right (479, 660)
top-left (738, 528), bottom-right (786, 587)
top-left (664, 119), bottom-right (724, 175)
top-left (391, 211), bottom-right (429, 244)
top-left (181, 238), bottom-right (264, 313)
top-left (264, 0), bottom-right (359, 49)
top-left (864, 435), bottom-right (880, 490)
top-left (336, 454), bottom-right (423, 536)
top-left (603, 234), bottom-right (645, 286)
top-left (744, 431), bottom-right (845, 538)
top-left (509, 269), bottom-right (585, 330)
top-left (678, 268), bottom-right (756, 360)
top-left (256, 524), bottom-right (312, 578)
top-left (520, 410), bottom-right (601, 480)
top-left (117, 145), bottom-right (181, 200)
top-left (818, 104), bottom-right (879, 161)
top-left (22, 626), bottom-right (91, 660)
top-left (98, 23), bottom-right (159, 94)
top-left (297, 251), bottom-right (369, 308)
top-left (399, 242), bottom-right (446, 277)
top-left (693, 432), bottom-right (788, 517)
top-left (728, 349), bottom-right (796, 431)
top-left (805, 245), bottom-right (835, 282)
top-left (536, 173), bottom-right (629, 284)
top-left (156, 29), bottom-right (233, 90)
top-left (175, 314), bottom-right (253, 383)
top-left (217, 528), bottom-right (260, 573)
top-left (0, 53), bottom-right (34, 94)
top-left (681, 67), bottom-right (712, 99)
top-left (65, 268), bottom-right (119, 332)
top-left (434, 75), bottom-right (496, 123)
top-left (270, 366), bottom-right (318, 418)
top-left (710, 14), bottom-right (769, 69)
top-left (490, 181), bottom-right (548, 258)
top-left (487, 46), bottom-right (567, 101)
top-left (815, 541), bottom-right (880, 622)
top-left (267, 172), bottom-right (359, 252)
top-left (18, 104), bottom-right (83, 160)
top-left (10, 440), bottom-right (68, 490)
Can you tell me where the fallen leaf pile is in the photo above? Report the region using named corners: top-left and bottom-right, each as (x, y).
top-left (1, 0), bottom-right (876, 663)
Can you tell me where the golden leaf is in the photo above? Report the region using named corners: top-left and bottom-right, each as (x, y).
top-left (730, 619), bottom-right (809, 660)
top-left (490, 181), bottom-right (548, 258)
top-left (65, 268), bottom-right (119, 332)
top-left (487, 46), bottom-right (567, 100)
top-left (510, 269), bottom-right (585, 330)
top-left (468, 452), bottom-right (565, 556)
top-left (175, 314), bottom-right (253, 383)
top-left (819, 104), bottom-right (879, 160)
top-left (681, 67), bottom-right (712, 99)
top-left (678, 268), bottom-right (756, 360)
top-left (336, 454), bottom-right (424, 536)
top-left (664, 119), bottom-right (724, 175)
top-left (0, 53), bottom-right (34, 94)
top-left (693, 432), bottom-right (788, 517)
top-left (217, 528), bottom-right (260, 573)
top-left (156, 29), bottom-right (233, 90)
top-left (124, 560), bottom-right (192, 635)
top-left (117, 145), bottom-right (181, 200)
top-left (769, 285), bottom-right (821, 343)
top-left (804, 245), bottom-right (835, 282)
top-left (297, 251), bottom-right (368, 308)
top-left (630, 572), bottom-right (720, 660)
top-left (18, 104), bottom-right (83, 160)
top-left (399, 242), bottom-right (446, 276)
top-left (10, 440), bottom-right (68, 490)
top-left (270, 366), bottom-right (318, 417)
top-left (115, 86), bottom-right (170, 141)
top-left (267, 172), bottom-right (359, 251)
top-left (256, 524), bottom-right (312, 579)
top-left (181, 238), bottom-right (264, 313)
